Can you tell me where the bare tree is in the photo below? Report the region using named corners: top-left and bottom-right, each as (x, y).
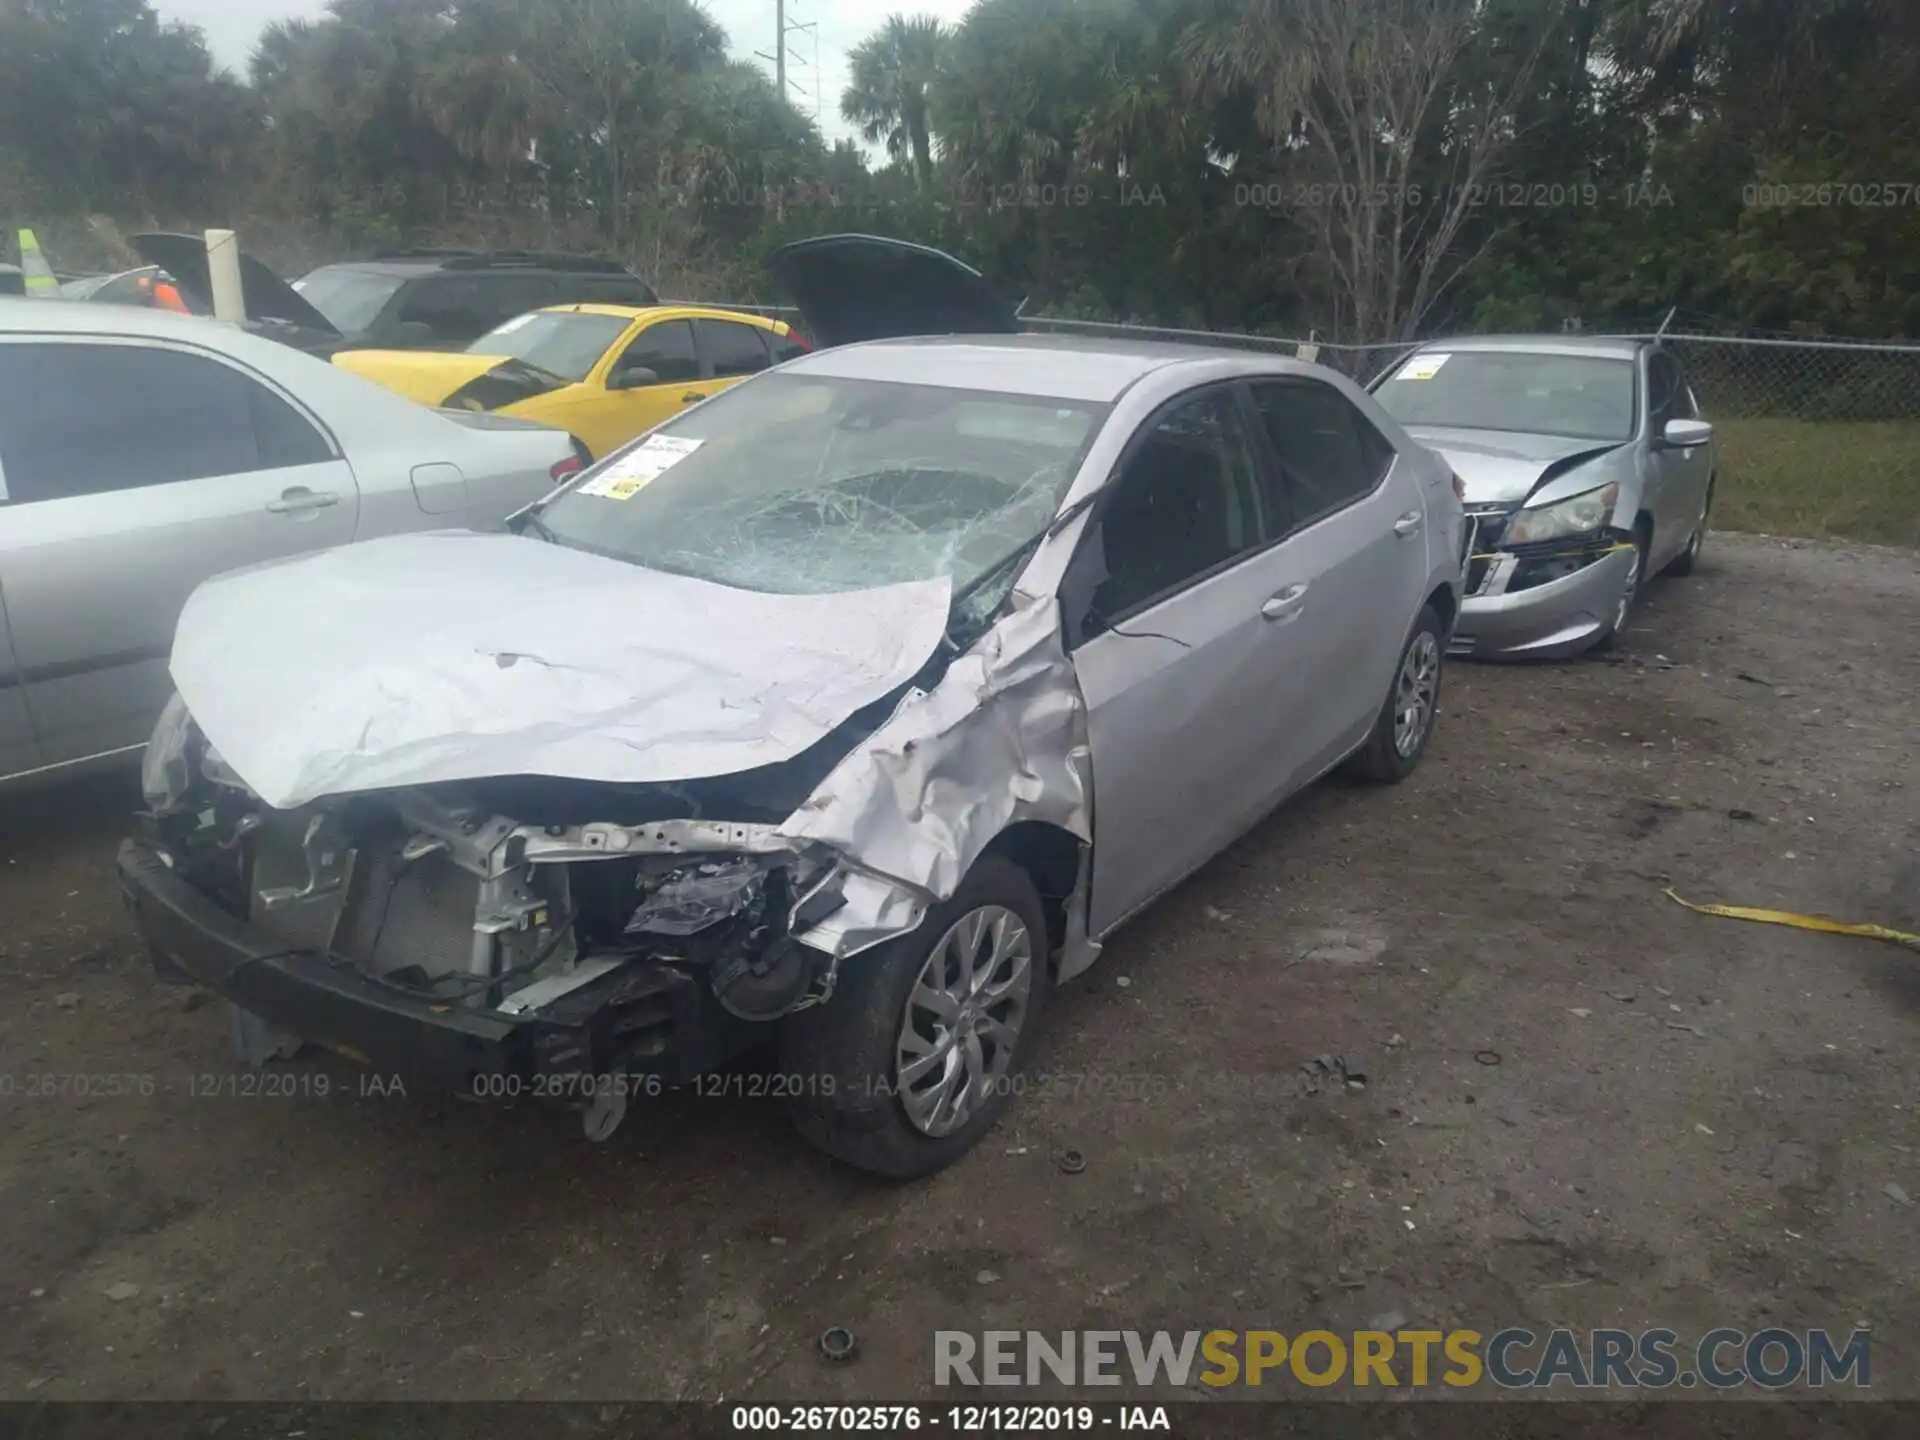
top-left (1186, 0), bottom-right (1547, 343)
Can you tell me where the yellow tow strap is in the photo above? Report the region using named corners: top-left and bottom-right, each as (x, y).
top-left (1665, 889), bottom-right (1920, 951)
top-left (1467, 540), bottom-right (1640, 563)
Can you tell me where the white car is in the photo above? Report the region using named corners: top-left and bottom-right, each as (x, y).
top-left (0, 298), bottom-right (586, 787)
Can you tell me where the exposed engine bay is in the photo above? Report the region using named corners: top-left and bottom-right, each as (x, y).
top-left (141, 712), bottom-right (909, 1144)
top-left (157, 724), bottom-right (884, 1017)
top-left (130, 555), bottom-right (1097, 1144)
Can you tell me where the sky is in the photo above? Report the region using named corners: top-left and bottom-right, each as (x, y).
top-left (155, 0), bottom-right (975, 152)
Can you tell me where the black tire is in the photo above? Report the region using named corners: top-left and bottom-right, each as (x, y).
top-left (1666, 477), bottom-right (1713, 577)
top-left (1343, 603), bottom-right (1445, 784)
top-left (1591, 523), bottom-right (1650, 654)
top-left (780, 856), bottom-right (1051, 1179)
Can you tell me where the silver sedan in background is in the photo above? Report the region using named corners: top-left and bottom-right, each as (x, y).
top-left (1372, 335), bottom-right (1717, 659)
top-left (0, 299), bottom-right (587, 787)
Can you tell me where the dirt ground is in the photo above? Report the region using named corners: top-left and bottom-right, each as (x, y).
top-left (1, 531), bottom-right (1915, 1405)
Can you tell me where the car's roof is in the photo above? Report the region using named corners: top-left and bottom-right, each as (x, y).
top-left (1408, 334), bottom-right (1646, 361)
top-left (0, 296), bottom-right (239, 340)
top-left (782, 332), bottom-right (1328, 403)
top-left (309, 255), bottom-right (643, 278)
top-left (537, 302), bottom-right (784, 328)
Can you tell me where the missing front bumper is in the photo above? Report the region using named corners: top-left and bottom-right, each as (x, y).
top-left (119, 839), bottom-right (756, 1094)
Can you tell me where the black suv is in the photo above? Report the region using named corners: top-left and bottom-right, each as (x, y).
top-left (292, 251), bottom-right (659, 350)
top-left (126, 236), bottom-right (660, 357)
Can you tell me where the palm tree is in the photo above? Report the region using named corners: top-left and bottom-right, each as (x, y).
top-left (841, 14), bottom-right (948, 190)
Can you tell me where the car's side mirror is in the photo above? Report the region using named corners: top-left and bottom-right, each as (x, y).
top-left (608, 366), bottom-right (658, 391)
top-left (1662, 418), bottom-right (1714, 448)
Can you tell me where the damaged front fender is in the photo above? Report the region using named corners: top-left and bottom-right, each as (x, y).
top-left (778, 589), bottom-right (1093, 962)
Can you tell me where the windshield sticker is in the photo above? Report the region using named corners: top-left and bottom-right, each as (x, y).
top-left (577, 435), bottom-right (704, 501)
top-left (1398, 354), bottom-right (1451, 381)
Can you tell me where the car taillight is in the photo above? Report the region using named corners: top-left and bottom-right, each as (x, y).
top-left (550, 454), bottom-right (584, 482)
top-left (786, 329), bottom-right (812, 352)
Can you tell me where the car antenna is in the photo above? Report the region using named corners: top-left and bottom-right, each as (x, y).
top-left (1655, 306), bottom-right (1677, 340)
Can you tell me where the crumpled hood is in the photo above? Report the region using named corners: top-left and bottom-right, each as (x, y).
top-left (1403, 425), bottom-right (1624, 506)
top-left (332, 349), bottom-right (507, 407)
top-left (169, 532), bottom-right (952, 811)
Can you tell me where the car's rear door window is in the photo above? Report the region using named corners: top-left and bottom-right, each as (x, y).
top-left (1247, 380), bottom-right (1383, 528)
top-left (1091, 389), bottom-right (1267, 624)
top-left (0, 342), bottom-right (331, 504)
top-left (695, 319), bottom-right (773, 379)
top-left (612, 319), bottom-right (700, 384)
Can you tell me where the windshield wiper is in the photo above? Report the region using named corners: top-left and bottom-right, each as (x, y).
top-left (510, 507), bottom-right (563, 545)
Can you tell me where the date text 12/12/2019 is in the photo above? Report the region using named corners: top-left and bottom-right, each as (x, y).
top-left (729, 1405), bottom-right (1172, 1432)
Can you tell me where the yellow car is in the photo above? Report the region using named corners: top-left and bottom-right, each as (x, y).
top-left (334, 304), bottom-right (810, 460)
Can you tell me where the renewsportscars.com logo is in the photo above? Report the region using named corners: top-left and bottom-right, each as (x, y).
top-left (933, 1327), bottom-right (1872, 1390)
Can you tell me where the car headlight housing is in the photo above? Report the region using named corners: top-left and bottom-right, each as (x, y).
top-left (1504, 482), bottom-right (1620, 546)
top-left (141, 693), bottom-right (195, 812)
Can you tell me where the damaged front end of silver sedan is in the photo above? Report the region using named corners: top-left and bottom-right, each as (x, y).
top-left (121, 590), bottom-right (1095, 1148)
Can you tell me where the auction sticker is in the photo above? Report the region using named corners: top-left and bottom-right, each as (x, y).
top-left (1397, 353), bottom-right (1451, 380)
top-left (577, 435), bottom-right (704, 500)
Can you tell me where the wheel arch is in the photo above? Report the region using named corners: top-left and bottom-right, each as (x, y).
top-left (979, 821), bottom-right (1085, 959)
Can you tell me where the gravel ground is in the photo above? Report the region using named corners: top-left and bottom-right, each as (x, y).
top-left (0, 531), bottom-right (1915, 1403)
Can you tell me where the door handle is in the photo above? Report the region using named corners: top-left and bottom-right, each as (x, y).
top-left (1261, 583), bottom-right (1309, 622)
top-left (1393, 510), bottom-right (1422, 537)
top-left (680, 391), bottom-right (704, 404)
top-left (267, 488), bottom-right (340, 515)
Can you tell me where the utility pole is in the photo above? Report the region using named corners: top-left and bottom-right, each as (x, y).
top-left (756, 0), bottom-right (810, 111)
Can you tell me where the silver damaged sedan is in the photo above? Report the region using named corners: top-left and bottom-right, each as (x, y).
top-left (123, 309), bottom-right (1464, 1177)
top-left (1372, 336), bottom-right (1717, 660)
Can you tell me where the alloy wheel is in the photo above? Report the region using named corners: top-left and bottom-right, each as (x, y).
top-left (894, 905), bottom-right (1034, 1137)
top-left (1392, 631), bottom-right (1441, 759)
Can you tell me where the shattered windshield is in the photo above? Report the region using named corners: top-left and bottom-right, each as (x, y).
top-left (1375, 351), bottom-right (1637, 443)
top-left (468, 311), bottom-right (629, 382)
top-left (536, 372), bottom-right (1106, 598)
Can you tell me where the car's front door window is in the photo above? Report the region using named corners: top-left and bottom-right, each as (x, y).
top-left (0, 341), bottom-right (330, 502)
top-left (613, 320), bottom-right (700, 386)
top-left (1085, 390), bottom-right (1267, 631)
top-left (1071, 386), bottom-right (1324, 934)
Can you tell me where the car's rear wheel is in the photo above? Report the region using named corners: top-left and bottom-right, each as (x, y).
top-left (780, 856), bottom-right (1049, 1179)
top-left (1344, 603), bottom-right (1445, 784)
top-left (1666, 477), bottom-right (1713, 577)
top-left (1591, 524), bottom-right (1649, 654)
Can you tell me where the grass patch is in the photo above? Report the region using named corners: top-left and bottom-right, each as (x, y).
top-left (1713, 418), bottom-right (1920, 547)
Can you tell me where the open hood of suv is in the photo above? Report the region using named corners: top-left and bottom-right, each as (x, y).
top-left (770, 233), bottom-right (1020, 349)
top-left (132, 233), bottom-right (342, 340)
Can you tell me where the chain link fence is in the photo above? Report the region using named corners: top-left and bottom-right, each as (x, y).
top-left (681, 301), bottom-right (1920, 545)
